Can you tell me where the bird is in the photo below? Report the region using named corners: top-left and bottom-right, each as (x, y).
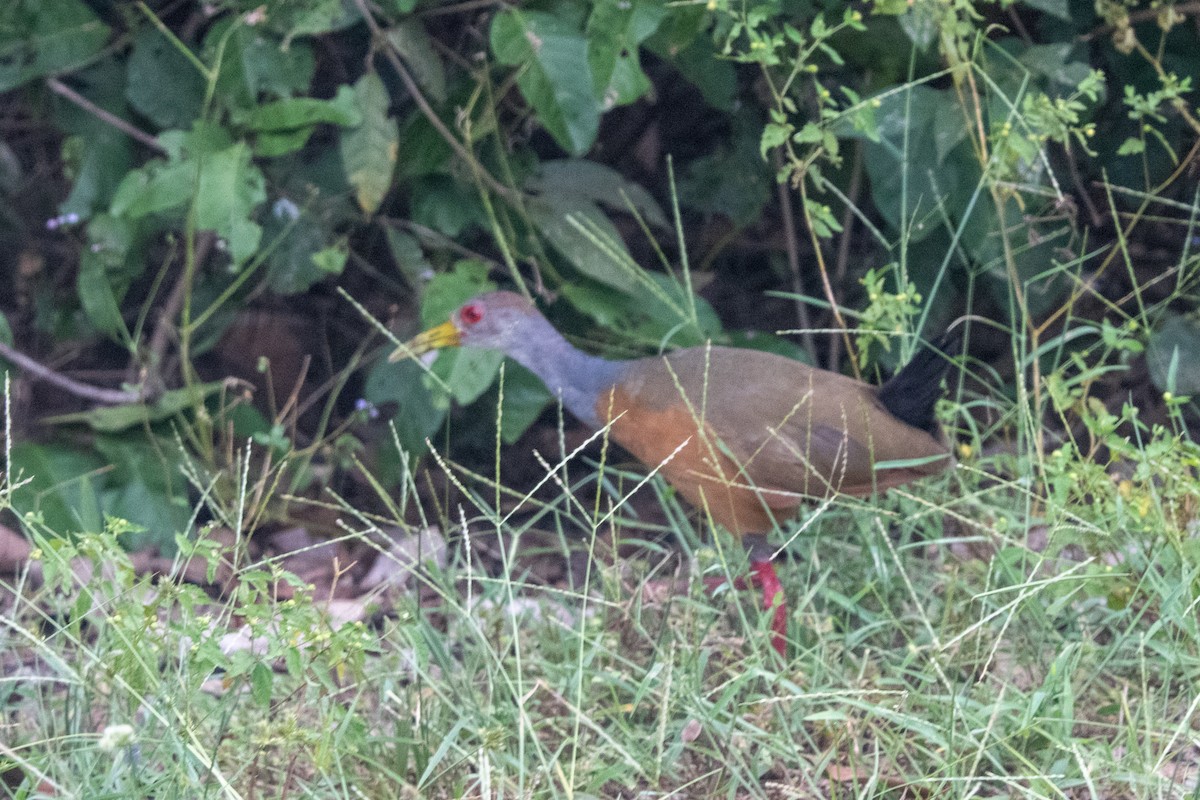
top-left (394, 290), bottom-right (958, 656)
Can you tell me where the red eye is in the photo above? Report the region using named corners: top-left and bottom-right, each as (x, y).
top-left (460, 302), bottom-right (484, 325)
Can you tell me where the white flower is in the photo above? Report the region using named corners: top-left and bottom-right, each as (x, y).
top-left (98, 724), bottom-right (136, 752)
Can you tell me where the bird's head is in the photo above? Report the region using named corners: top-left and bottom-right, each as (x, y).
top-left (390, 290), bottom-right (539, 361)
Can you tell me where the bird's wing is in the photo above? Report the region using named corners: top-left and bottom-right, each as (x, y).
top-left (657, 347), bottom-right (949, 501)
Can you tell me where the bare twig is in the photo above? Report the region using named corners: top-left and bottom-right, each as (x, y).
top-left (772, 150), bottom-right (816, 359)
top-left (1062, 142), bottom-right (1103, 228)
top-left (829, 140), bottom-right (864, 369)
top-left (798, 177), bottom-right (859, 379)
top-left (0, 341), bottom-right (139, 405)
top-left (46, 77), bottom-right (166, 154)
top-left (1082, 1), bottom-right (1200, 40)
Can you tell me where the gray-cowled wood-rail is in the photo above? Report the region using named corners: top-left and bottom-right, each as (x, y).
top-left (395, 291), bottom-right (958, 656)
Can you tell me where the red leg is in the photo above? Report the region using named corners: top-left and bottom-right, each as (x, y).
top-left (750, 558), bottom-right (788, 657)
top-left (703, 559), bottom-right (788, 656)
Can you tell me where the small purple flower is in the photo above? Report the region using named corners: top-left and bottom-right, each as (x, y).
top-left (354, 398), bottom-right (380, 420)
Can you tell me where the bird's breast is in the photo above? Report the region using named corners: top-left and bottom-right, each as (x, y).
top-left (595, 384), bottom-right (790, 535)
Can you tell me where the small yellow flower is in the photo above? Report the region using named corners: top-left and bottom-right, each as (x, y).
top-left (1136, 494), bottom-right (1151, 518)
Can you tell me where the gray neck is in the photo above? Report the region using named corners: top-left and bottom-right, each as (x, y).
top-left (501, 318), bottom-right (624, 428)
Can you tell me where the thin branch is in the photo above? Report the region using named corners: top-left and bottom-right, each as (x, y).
top-left (1082, 1), bottom-right (1200, 40)
top-left (773, 150), bottom-right (816, 359)
top-left (46, 78), bottom-right (166, 155)
top-left (1062, 141), bottom-right (1103, 229)
top-left (829, 140), bottom-right (864, 369)
top-left (0, 342), bottom-right (139, 405)
top-left (798, 176), bottom-right (860, 379)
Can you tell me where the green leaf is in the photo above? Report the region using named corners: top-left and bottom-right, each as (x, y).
top-left (160, 121), bottom-right (234, 159)
top-left (561, 273), bottom-right (722, 350)
top-left (491, 10), bottom-right (599, 154)
top-left (364, 358), bottom-right (446, 469)
top-left (678, 117), bottom-right (772, 226)
top-left (587, 0), bottom-right (666, 108)
top-left (9, 442), bottom-right (106, 535)
top-left (1017, 43), bottom-right (1095, 89)
top-left (44, 381), bottom-right (226, 432)
top-left (244, 84), bottom-right (363, 131)
top-left (898, 5), bottom-right (938, 51)
top-left (1117, 137), bottom-right (1145, 155)
top-left (761, 122), bottom-right (792, 153)
top-left (386, 20), bottom-right (446, 105)
top-left (527, 159), bottom-right (667, 228)
top-left (497, 362), bottom-right (552, 444)
top-left (125, 27), bottom-right (206, 129)
top-left (263, 203), bottom-right (336, 295)
top-left (77, 249), bottom-right (129, 340)
top-left (0, 0), bottom-right (110, 92)
top-left (76, 214), bottom-right (143, 340)
top-left (253, 128), bottom-right (315, 158)
top-left (420, 261), bottom-right (501, 406)
top-left (340, 73), bottom-right (399, 215)
top-left (1147, 314), bottom-right (1200, 395)
top-left (250, 661), bottom-right (274, 707)
top-left (243, 83), bottom-right (363, 154)
top-left (643, 16), bottom-right (734, 110)
top-left (110, 159), bottom-right (195, 219)
top-left (526, 197), bottom-right (639, 294)
top-left (420, 260), bottom-right (495, 327)
top-left (397, 110), bottom-right (453, 177)
top-left (282, 0), bottom-right (361, 43)
top-left (52, 61), bottom-right (136, 219)
top-left (311, 240), bottom-right (349, 275)
top-left (93, 435), bottom-right (192, 552)
top-left (411, 175), bottom-right (486, 237)
top-left (384, 228), bottom-right (434, 288)
top-left (208, 22), bottom-right (315, 108)
top-left (434, 347), bottom-right (504, 407)
top-left (59, 127), bottom-right (133, 220)
top-left (858, 85), bottom-right (969, 241)
top-left (193, 142), bottom-right (266, 266)
top-left (110, 124), bottom-right (266, 266)
top-left (1019, 0), bottom-right (1071, 21)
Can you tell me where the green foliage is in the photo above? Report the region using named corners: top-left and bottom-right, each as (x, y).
top-left (0, 0), bottom-right (109, 92)
top-left (2, 0), bottom-right (1200, 794)
top-left (1147, 312), bottom-right (1200, 396)
top-left (490, 9), bottom-right (602, 156)
top-left (0, 0), bottom-right (1196, 700)
top-left (855, 265), bottom-right (923, 366)
top-left (4, 412), bottom-right (1200, 796)
top-left (341, 73), bottom-right (400, 215)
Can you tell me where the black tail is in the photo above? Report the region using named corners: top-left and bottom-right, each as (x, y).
top-left (877, 332), bottom-right (961, 436)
